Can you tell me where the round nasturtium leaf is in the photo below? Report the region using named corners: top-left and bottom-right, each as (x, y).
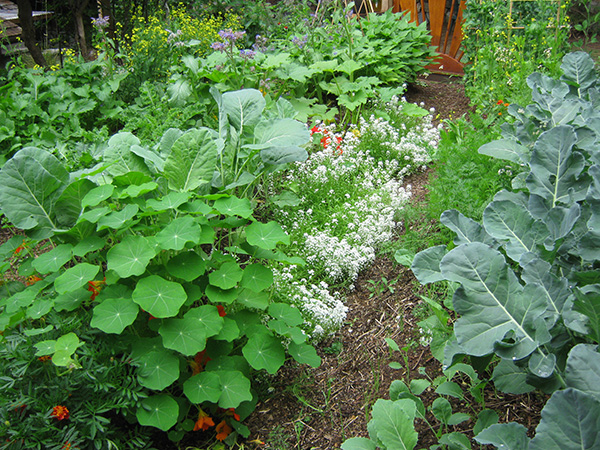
top-left (245, 221), bottom-right (289, 249)
top-left (32, 244), bottom-right (73, 274)
top-left (54, 263), bottom-right (99, 294)
top-left (166, 251), bottom-right (206, 282)
top-left (205, 284), bottom-right (238, 304)
top-left (236, 289), bottom-right (269, 310)
top-left (97, 204), bottom-right (139, 230)
top-left (136, 349), bottom-right (180, 390)
top-left (146, 192), bottom-right (191, 211)
top-left (184, 305), bottom-right (224, 337)
top-left (72, 236), bottom-right (105, 257)
top-left (26, 298), bottom-right (53, 319)
top-left (81, 184), bottom-right (114, 208)
top-left (132, 275), bottom-right (187, 318)
top-left (213, 196), bottom-right (253, 219)
top-left (156, 216), bottom-right (201, 251)
top-left (214, 317), bottom-right (241, 342)
top-left (208, 262), bottom-right (243, 290)
top-left (268, 303), bottom-right (304, 327)
top-left (107, 235), bottom-right (156, 278)
top-left (136, 395), bottom-right (179, 431)
top-left (241, 264), bottom-right (273, 293)
top-left (288, 342), bottom-right (321, 368)
top-left (242, 333), bottom-right (285, 374)
top-left (158, 317), bottom-right (207, 356)
top-left (91, 298), bottom-right (139, 334)
top-left (216, 370), bottom-right (253, 408)
top-left (183, 371), bottom-right (222, 404)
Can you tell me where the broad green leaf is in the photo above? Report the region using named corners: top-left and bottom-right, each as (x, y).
top-left (130, 145), bottom-right (166, 172)
top-left (475, 422), bottom-right (529, 449)
top-left (565, 344), bottom-right (600, 400)
top-left (409, 379), bottom-right (430, 395)
top-left (341, 438), bottom-right (377, 450)
top-left (136, 349), bottom-right (180, 390)
top-left (528, 352), bottom-right (556, 378)
top-left (435, 381), bottom-right (464, 399)
top-left (122, 181), bottom-right (158, 198)
top-left (205, 284), bottom-right (239, 304)
top-left (479, 139), bottom-right (528, 163)
top-left (441, 209), bottom-right (496, 247)
top-left (136, 395), bottom-right (179, 431)
top-left (209, 262), bottom-right (243, 290)
top-left (146, 192), bottom-right (191, 211)
top-left (78, 206), bottom-right (110, 224)
top-left (0, 147), bottom-right (68, 237)
top-left (132, 275), bottom-right (187, 318)
top-left (214, 316), bottom-right (241, 341)
top-left (107, 236), bottom-right (156, 278)
top-left (492, 359), bottom-right (535, 394)
top-left (431, 397), bottom-right (452, 424)
top-left (268, 303), bottom-right (304, 327)
top-left (236, 289), bottom-right (269, 310)
top-left (473, 409), bottom-right (499, 436)
top-left (26, 298), bottom-right (53, 319)
top-left (246, 221), bottom-right (289, 249)
top-left (168, 78), bottom-right (191, 106)
top-left (183, 371), bottom-right (222, 404)
top-left (411, 245), bottom-right (447, 284)
top-left (368, 399), bottom-right (418, 450)
top-left (241, 264), bottom-right (273, 292)
top-left (438, 432), bottom-right (472, 449)
top-left (183, 305), bottom-right (225, 337)
top-left (441, 243), bottom-right (545, 358)
top-left (159, 317), bottom-right (207, 355)
top-left (54, 263), bottom-right (99, 294)
top-left (216, 370), bottom-right (253, 408)
top-left (166, 251), bottom-right (206, 282)
top-left (573, 288), bottom-right (600, 343)
top-left (288, 342), bottom-right (321, 367)
top-left (97, 204), bottom-right (139, 230)
top-left (82, 184), bottom-right (114, 208)
top-left (54, 179), bottom-right (95, 227)
top-left (164, 128), bottom-right (220, 192)
top-left (244, 118), bottom-right (310, 150)
top-left (213, 196), bottom-right (253, 218)
top-left (156, 216), bottom-right (201, 250)
top-left (53, 332), bottom-right (80, 366)
top-left (54, 287), bottom-right (89, 312)
top-left (35, 339), bottom-right (56, 356)
top-left (529, 388), bottom-right (600, 450)
top-left (72, 236), bottom-right (105, 257)
top-left (220, 89), bottom-right (265, 132)
top-left (32, 244), bottom-right (73, 273)
top-left (561, 51), bottom-right (597, 92)
top-left (242, 333), bottom-right (285, 374)
top-left (337, 59), bottom-right (363, 76)
top-left (91, 298), bottom-right (139, 334)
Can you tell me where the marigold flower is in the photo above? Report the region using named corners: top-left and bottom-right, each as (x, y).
top-left (215, 420), bottom-right (232, 441)
top-left (51, 405), bottom-right (70, 420)
top-left (193, 409), bottom-right (215, 431)
top-left (217, 305), bottom-right (227, 317)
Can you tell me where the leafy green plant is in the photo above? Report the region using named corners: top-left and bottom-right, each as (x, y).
top-left (410, 52), bottom-right (600, 448)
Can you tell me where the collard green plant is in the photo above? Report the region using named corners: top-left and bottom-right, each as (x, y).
top-left (410, 52), bottom-right (600, 449)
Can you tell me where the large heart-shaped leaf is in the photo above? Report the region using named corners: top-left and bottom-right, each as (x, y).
top-left (132, 275), bottom-right (187, 318)
top-left (103, 132), bottom-right (151, 177)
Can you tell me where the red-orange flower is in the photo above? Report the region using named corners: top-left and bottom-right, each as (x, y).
top-left (215, 420), bottom-right (232, 441)
top-left (321, 135), bottom-right (331, 147)
top-left (217, 305), bottom-right (226, 317)
top-left (87, 277), bottom-right (106, 301)
top-left (14, 240), bottom-right (26, 255)
top-left (224, 408), bottom-right (240, 421)
top-left (193, 409), bottom-right (215, 431)
top-left (25, 275), bottom-right (42, 286)
top-left (51, 405), bottom-right (69, 420)
top-left (191, 350), bottom-right (211, 375)
top-left (310, 125), bottom-right (321, 135)
top-left (496, 99), bottom-right (504, 105)
top-left (38, 355), bottom-right (51, 362)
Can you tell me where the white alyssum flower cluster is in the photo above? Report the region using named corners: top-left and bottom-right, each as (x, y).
top-left (266, 98), bottom-right (440, 339)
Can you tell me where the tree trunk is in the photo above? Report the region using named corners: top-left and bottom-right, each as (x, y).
top-left (15, 0), bottom-right (47, 67)
top-left (72, 0), bottom-right (90, 59)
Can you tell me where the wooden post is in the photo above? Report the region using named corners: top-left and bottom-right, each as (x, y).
top-left (15, 0), bottom-right (47, 66)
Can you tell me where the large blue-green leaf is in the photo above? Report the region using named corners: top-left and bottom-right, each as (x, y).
top-left (441, 209), bottom-right (496, 247)
top-left (561, 51), bottom-right (597, 93)
top-left (103, 132), bottom-right (151, 177)
top-left (163, 128), bottom-right (220, 192)
top-left (411, 245), bottom-right (447, 284)
top-left (565, 344), bottom-right (600, 400)
top-left (526, 126), bottom-right (589, 207)
top-left (475, 422), bottom-right (530, 450)
top-left (218, 89), bottom-right (266, 133)
top-left (441, 243), bottom-right (546, 358)
top-left (529, 388), bottom-right (600, 450)
top-left (0, 147), bottom-right (68, 237)
top-left (478, 139), bottom-right (529, 164)
top-left (54, 179), bottom-right (96, 227)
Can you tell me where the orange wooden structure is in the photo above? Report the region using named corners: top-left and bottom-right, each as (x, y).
top-left (393, 0), bottom-right (466, 75)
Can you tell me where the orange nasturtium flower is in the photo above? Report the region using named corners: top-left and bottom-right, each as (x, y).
top-left (215, 420), bottom-right (233, 441)
top-left (14, 240), bottom-right (27, 255)
top-left (51, 405), bottom-right (70, 420)
top-left (87, 277), bottom-right (106, 301)
top-left (224, 407), bottom-right (240, 421)
top-left (193, 409), bottom-right (215, 431)
top-left (25, 275), bottom-right (42, 286)
top-left (217, 304), bottom-right (227, 317)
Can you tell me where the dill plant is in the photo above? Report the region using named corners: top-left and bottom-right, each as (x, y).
top-left (265, 96), bottom-right (441, 339)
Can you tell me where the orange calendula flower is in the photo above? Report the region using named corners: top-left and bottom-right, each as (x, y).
top-left (87, 277), bottom-right (106, 301)
top-left (51, 405), bottom-right (70, 420)
top-left (215, 420), bottom-right (232, 441)
top-left (193, 409), bottom-right (215, 431)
